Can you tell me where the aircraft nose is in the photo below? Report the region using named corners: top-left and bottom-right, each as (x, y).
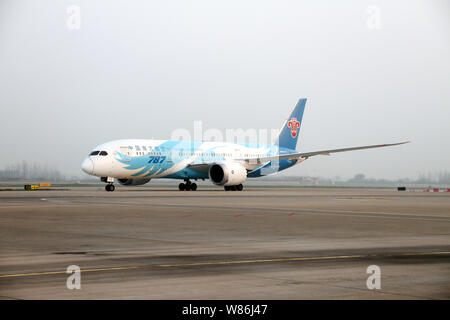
top-left (81, 158), bottom-right (94, 174)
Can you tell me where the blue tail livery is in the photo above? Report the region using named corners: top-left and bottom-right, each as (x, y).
top-left (275, 98), bottom-right (306, 150)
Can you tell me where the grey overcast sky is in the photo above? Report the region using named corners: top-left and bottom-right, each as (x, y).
top-left (0, 0), bottom-right (449, 179)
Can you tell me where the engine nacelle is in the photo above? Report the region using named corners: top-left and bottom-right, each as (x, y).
top-left (208, 162), bottom-right (247, 186)
top-left (117, 178), bottom-right (151, 186)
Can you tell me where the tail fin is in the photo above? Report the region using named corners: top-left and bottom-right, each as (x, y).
top-left (274, 98), bottom-right (306, 150)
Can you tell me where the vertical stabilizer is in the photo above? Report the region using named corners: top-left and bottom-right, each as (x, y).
top-left (274, 98), bottom-right (306, 150)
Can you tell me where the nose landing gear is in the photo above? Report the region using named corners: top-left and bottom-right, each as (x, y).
top-left (101, 177), bottom-right (115, 192)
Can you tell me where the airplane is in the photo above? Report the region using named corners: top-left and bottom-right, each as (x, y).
top-left (81, 99), bottom-right (408, 192)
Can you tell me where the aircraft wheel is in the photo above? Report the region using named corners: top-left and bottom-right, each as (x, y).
top-left (105, 184), bottom-right (115, 192)
top-left (230, 185), bottom-right (237, 191)
top-left (190, 183), bottom-right (197, 191)
top-left (236, 184), bottom-right (243, 191)
top-left (224, 186), bottom-right (230, 191)
top-left (178, 183), bottom-right (186, 191)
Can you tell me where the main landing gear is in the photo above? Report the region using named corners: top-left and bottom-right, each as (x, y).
top-left (179, 180), bottom-right (197, 191)
top-left (224, 184), bottom-right (243, 191)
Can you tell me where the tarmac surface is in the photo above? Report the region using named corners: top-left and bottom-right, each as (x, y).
top-left (0, 185), bottom-right (449, 299)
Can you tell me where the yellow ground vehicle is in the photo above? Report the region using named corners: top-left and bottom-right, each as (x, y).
top-left (24, 183), bottom-right (51, 190)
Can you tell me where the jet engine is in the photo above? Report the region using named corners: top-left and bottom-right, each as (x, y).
top-left (208, 162), bottom-right (247, 186)
top-left (117, 178), bottom-right (151, 186)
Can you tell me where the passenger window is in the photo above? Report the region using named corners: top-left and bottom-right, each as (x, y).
top-left (90, 151), bottom-right (100, 156)
top-left (99, 151), bottom-right (108, 156)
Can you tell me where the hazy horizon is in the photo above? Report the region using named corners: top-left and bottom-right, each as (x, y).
top-left (1, 0), bottom-right (449, 180)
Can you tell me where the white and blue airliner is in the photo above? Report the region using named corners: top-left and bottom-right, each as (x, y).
top-left (81, 99), bottom-right (407, 191)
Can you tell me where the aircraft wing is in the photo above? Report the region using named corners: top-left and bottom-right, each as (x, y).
top-left (187, 141), bottom-right (409, 172)
top-left (240, 141), bottom-right (409, 163)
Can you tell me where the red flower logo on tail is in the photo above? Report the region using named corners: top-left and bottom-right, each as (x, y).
top-left (287, 118), bottom-right (300, 138)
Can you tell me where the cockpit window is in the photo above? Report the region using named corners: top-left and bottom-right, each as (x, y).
top-left (89, 151), bottom-right (100, 156)
top-left (99, 151), bottom-right (108, 156)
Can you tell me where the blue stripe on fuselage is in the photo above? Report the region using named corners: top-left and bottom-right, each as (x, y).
top-left (115, 140), bottom-right (298, 179)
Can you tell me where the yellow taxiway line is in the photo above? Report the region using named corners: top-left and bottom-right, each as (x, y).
top-left (0, 251), bottom-right (449, 279)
